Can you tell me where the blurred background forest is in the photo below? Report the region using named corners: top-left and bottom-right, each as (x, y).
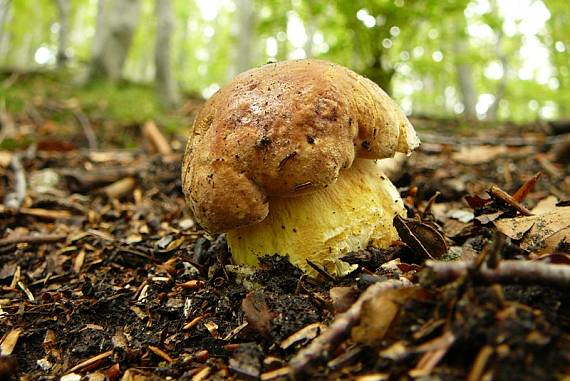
top-left (0, 0), bottom-right (568, 134)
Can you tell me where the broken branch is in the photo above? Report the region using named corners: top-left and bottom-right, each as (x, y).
top-left (489, 185), bottom-right (533, 216)
top-left (0, 234), bottom-right (67, 247)
top-left (289, 278), bottom-right (412, 376)
top-left (422, 260), bottom-right (570, 289)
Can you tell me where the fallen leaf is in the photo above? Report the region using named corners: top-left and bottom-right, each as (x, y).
top-left (241, 292), bottom-right (275, 337)
top-left (351, 288), bottom-right (418, 345)
top-left (531, 196), bottom-right (559, 214)
top-left (495, 206), bottom-right (570, 254)
top-left (329, 286), bottom-right (359, 314)
top-left (452, 146), bottom-right (507, 165)
top-left (394, 216), bottom-right (448, 259)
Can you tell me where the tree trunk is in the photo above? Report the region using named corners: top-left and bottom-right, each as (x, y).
top-left (0, 0), bottom-right (11, 63)
top-left (364, 56), bottom-right (394, 95)
top-left (234, 0), bottom-right (254, 74)
top-left (154, 0), bottom-right (180, 108)
top-left (304, 23), bottom-right (315, 58)
top-left (88, 0), bottom-right (142, 82)
top-left (453, 15), bottom-right (477, 119)
top-left (487, 32), bottom-right (508, 121)
top-left (54, 0), bottom-right (70, 68)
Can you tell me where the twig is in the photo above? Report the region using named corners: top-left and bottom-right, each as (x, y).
top-left (306, 259), bottom-right (336, 282)
top-left (142, 120), bottom-right (172, 155)
top-left (72, 108), bottom-right (97, 150)
top-left (148, 345), bottom-right (174, 363)
top-left (467, 345), bottom-right (494, 381)
top-left (489, 185), bottom-right (533, 216)
top-left (4, 154), bottom-right (26, 209)
top-left (0, 234), bottom-right (67, 247)
top-left (418, 132), bottom-right (566, 147)
top-left (422, 260), bottom-right (570, 289)
top-left (289, 278), bottom-right (412, 376)
top-left (512, 172), bottom-right (541, 202)
top-left (422, 191), bottom-right (440, 218)
top-left (66, 350), bottom-right (113, 373)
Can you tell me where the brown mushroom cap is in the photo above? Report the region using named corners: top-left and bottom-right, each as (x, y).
top-left (182, 59), bottom-right (419, 232)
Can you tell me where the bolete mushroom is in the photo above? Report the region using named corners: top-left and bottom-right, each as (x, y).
top-left (182, 59), bottom-right (419, 275)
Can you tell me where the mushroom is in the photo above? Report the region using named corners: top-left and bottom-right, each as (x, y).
top-left (182, 59), bottom-right (419, 275)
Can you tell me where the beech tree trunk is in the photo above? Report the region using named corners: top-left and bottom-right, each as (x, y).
top-left (487, 31), bottom-right (508, 121)
top-left (155, 0), bottom-right (180, 108)
top-left (453, 15), bottom-right (477, 119)
top-left (234, 0), bottom-right (254, 74)
top-left (54, 0), bottom-right (70, 67)
top-left (0, 0), bottom-right (11, 61)
top-left (304, 23), bottom-right (315, 58)
top-left (88, 0), bottom-right (141, 82)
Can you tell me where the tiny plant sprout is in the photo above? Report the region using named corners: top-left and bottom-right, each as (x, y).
top-left (182, 59), bottom-right (419, 276)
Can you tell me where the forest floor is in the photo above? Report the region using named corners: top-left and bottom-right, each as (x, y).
top-left (1, 74), bottom-right (570, 381)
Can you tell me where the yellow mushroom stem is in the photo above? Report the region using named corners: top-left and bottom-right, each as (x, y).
top-left (227, 158), bottom-right (406, 276)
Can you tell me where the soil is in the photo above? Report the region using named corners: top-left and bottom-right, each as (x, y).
top-left (1, 112), bottom-right (569, 380)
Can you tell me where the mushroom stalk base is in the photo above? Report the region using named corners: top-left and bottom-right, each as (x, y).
top-left (227, 159), bottom-right (406, 276)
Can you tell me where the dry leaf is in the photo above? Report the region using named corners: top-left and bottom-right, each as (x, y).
top-left (495, 207), bottom-right (570, 254)
top-left (351, 288), bottom-right (417, 345)
top-left (452, 146), bottom-right (507, 164)
top-left (241, 292), bottom-right (275, 337)
top-left (531, 196), bottom-right (559, 214)
top-left (394, 216), bottom-right (448, 259)
top-left (280, 322), bottom-right (326, 350)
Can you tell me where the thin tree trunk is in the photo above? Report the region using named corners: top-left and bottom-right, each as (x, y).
top-left (0, 0), bottom-right (12, 65)
top-left (487, 31), bottom-right (508, 120)
top-left (0, 0), bottom-right (11, 43)
top-left (88, 0), bottom-right (142, 82)
top-left (54, 0), bottom-right (70, 68)
top-left (235, 0), bottom-right (254, 74)
top-left (177, 15), bottom-right (190, 78)
top-left (453, 16), bottom-right (477, 119)
top-left (304, 23), bottom-right (315, 58)
top-left (155, 0), bottom-right (180, 108)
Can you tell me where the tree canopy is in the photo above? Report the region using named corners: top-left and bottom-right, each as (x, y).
top-left (0, 0), bottom-right (567, 121)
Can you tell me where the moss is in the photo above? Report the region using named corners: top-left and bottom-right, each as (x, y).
top-left (0, 71), bottom-right (188, 147)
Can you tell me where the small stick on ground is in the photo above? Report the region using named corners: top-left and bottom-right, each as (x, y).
top-left (306, 259), bottom-right (336, 282)
top-left (512, 172), bottom-right (541, 202)
top-left (143, 120), bottom-right (172, 155)
top-left (0, 234), bottom-right (67, 247)
top-left (422, 260), bottom-right (570, 289)
top-left (289, 278), bottom-right (412, 377)
top-left (72, 108), bottom-right (98, 151)
top-left (66, 349), bottom-right (113, 373)
top-left (148, 345), bottom-right (174, 363)
top-left (4, 154), bottom-right (26, 209)
top-left (489, 185), bottom-right (533, 216)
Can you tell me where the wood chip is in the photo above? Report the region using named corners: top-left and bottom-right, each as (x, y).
top-left (280, 322), bottom-right (326, 350)
top-left (260, 366), bottom-right (290, 381)
top-left (143, 120), bottom-right (172, 155)
top-left (148, 345), bottom-right (174, 363)
top-left (183, 315), bottom-right (207, 330)
top-left (66, 350), bottom-right (113, 373)
top-left (1, 328), bottom-right (22, 355)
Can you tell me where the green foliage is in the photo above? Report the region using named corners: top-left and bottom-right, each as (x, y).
top-left (0, 0), bottom-right (568, 122)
